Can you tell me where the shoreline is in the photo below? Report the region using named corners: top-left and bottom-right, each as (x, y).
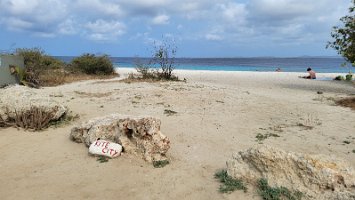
top-left (116, 66), bottom-right (351, 74)
top-left (116, 67), bottom-right (348, 79)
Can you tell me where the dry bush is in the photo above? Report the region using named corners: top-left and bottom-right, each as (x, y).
top-left (0, 106), bottom-right (60, 131)
top-left (336, 97), bottom-right (355, 110)
top-left (38, 69), bottom-right (67, 86)
top-left (0, 107), bottom-right (79, 131)
top-left (120, 72), bottom-right (179, 84)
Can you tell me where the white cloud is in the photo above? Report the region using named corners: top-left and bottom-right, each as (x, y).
top-left (58, 19), bottom-right (77, 35)
top-left (205, 33), bottom-right (223, 41)
top-left (219, 3), bottom-right (247, 24)
top-left (84, 19), bottom-right (126, 41)
top-left (0, 0), bottom-right (351, 47)
top-left (33, 32), bottom-right (56, 38)
top-left (0, 0), bottom-right (68, 35)
top-left (247, 0), bottom-right (347, 26)
top-left (210, 0), bottom-right (350, 46)
top-left (74, 0), bottom-right (124, 18)
top-left (4, 17), bottom-right (33, 31)
top-left (151, 14), bottom-right (170, 25)
top-left (248, 0), bottom-right (314, 21)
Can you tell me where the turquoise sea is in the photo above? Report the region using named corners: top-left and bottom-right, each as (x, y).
top-left (57, 56), bottom-right (353, 73)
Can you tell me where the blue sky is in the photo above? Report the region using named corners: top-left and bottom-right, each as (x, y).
top-left (0, 0), bottom-right (351, 57)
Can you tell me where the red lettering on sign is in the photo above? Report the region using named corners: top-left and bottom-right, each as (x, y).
top-left (92, 140), bottom-right (120, 157)
top-left (102, 148), bottom-right (108, 154)
top-left (112, 150), bottom-right (120, 157)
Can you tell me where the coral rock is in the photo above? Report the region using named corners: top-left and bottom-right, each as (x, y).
top-left (226, 145), bottom-right (355, 200)
top-left (70, 114), bottom-right (170, 162)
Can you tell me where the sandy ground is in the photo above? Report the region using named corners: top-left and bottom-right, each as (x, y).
top-left (0, 68), bottom-right (354, 200)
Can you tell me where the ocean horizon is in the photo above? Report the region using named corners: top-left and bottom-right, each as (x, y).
top-left (56, 56), bottom-right (353, 73)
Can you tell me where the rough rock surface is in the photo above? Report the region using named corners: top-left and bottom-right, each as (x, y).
top-left (227, 145), bottom-right (355, 200)
top-left (70, 114), bottom-right (170, 162)
top-left (0, 85), bottom-right (67, 128)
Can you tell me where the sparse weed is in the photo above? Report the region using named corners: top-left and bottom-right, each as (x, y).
top-left (153, 160), bottom-right (170, 168)
top-left (296, 113), bottom-right (322, 130)
top-left (214, 169), bottom-right (247, 193)
top-left (270, 125), bottom-right (285, 132)
top-left (164, 109), bottom-right (177, 116)
top-left (97, 156), bottom-right (109, 163)
top-left (343, 140), bottom-right (351, 144)
top-left (257, 178), bottom-right (303, 200)
top-left (256, 133), bottom-right (280, 142)
top-left (296, 123), bottom-right (314, 130)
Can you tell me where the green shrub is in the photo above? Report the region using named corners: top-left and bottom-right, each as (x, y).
top-left (16, 48), bottom-right (64, 70)
top-left (71, 54), bottom-right (114, 75)
top-left (15, 48), bottom-right (65, 86)
top-left (334, 75), bottom-right (345, 80)
top-left (345, 74), bottom-right (353, 81)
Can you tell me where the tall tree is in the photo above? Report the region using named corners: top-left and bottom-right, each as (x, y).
top-left (327, 0), bottom-right (355, 67)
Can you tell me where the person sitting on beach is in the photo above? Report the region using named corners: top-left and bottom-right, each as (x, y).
top-left (275, 67), bottom-right (282, 72)
top-left (300, 67), bottom-right (316, 79)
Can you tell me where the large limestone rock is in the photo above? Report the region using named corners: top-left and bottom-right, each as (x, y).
top-left (70, 114), bottom-right (170, 162)
top-left (227, 145), bottom-right (355, 200)
top-left (0, 85), bottom-right (67, 129)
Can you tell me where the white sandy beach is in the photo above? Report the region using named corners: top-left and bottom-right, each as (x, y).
top-left (0, 69), bottom-right (354, 200)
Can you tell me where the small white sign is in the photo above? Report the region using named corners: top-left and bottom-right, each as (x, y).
top-left (89, 140), bottom-right (122, 158)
